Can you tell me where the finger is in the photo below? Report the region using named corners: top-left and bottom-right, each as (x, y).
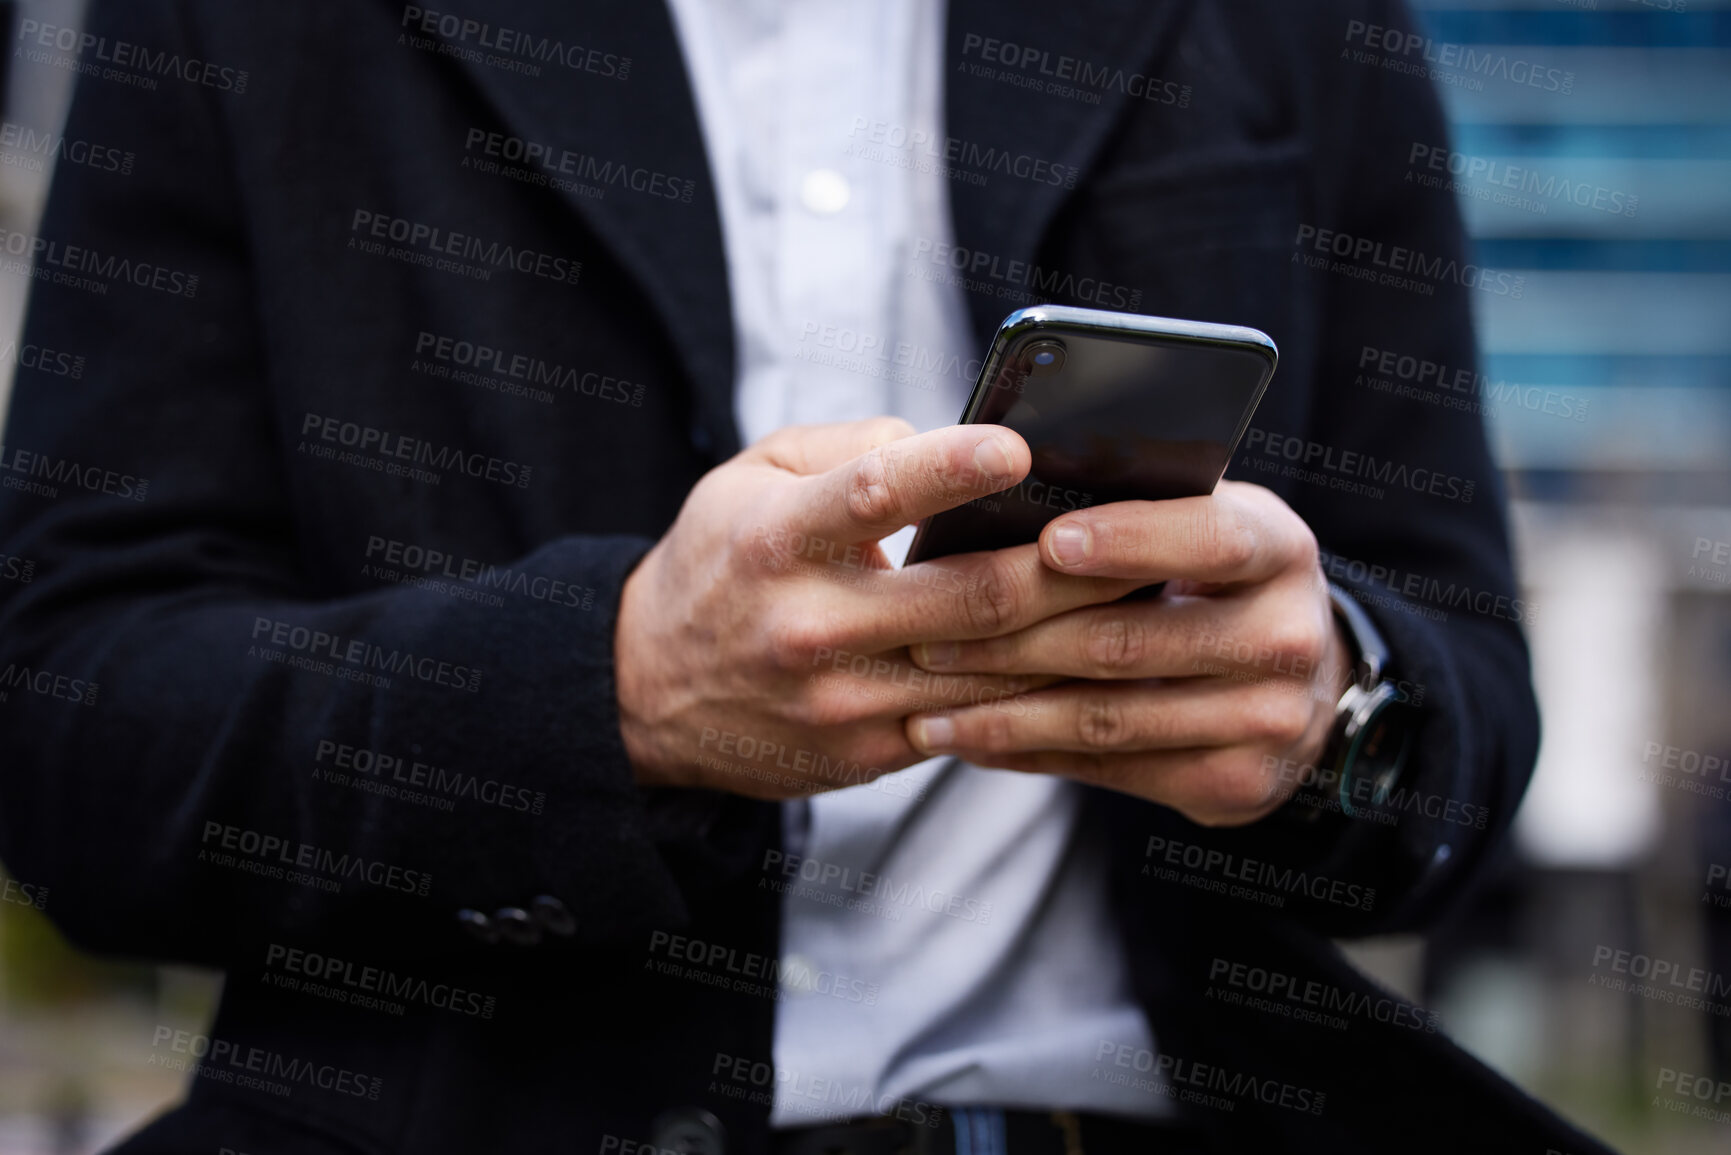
top-left (794, 424), bottom-right (1030, 545)
top-left (749, 416), bottom-right (918, 476)
top-left (956, 746), bottom-right (1295, 827)
top-left (842, 543), bottom-right (1144, 652)
top-left (1037, 482), bottom-right (1314, 585)
top-left (906, 677), bottom-right (1315, 759)
top-left (802, 660), bottom-right (1065, 724)
top-left (910, 581), bottom-right (1333, 683)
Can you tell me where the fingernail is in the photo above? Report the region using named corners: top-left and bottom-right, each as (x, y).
top-left (972, 435), bottom-right (1013, 484)
top-left (915, 641), bottom-right (958, 669)
top-left (1050, 522), bottom-right (1092, 567)
top-left (913, 715), bottom-right (955, 752)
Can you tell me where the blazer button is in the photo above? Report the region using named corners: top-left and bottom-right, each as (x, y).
top-left (530, 894), bottom-right (575, 937)
top-left (456, 909), bottom-right (499, 945)
top-left (651, 1108), bottom-right (725, 1155)
top-left (494, 906), bottom-right (543, 946)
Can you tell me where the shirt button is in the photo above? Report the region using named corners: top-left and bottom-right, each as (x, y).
top-left (455, 909), bottom-right (499, 945)
top-left (530, 894), bottom-right (575, 937)
top-left (799, 168), bottom-right (851, 215)
top-left (494, 906), bottom-right (543, 946)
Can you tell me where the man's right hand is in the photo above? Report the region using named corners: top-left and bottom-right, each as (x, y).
top-left (615, 417), bottom-right (1141, 798)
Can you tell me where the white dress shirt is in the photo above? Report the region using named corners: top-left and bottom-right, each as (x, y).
top-left (663, 0), bottom-right (1171, 1124)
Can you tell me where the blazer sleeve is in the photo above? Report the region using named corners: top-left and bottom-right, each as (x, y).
top-left (0, 0), bottom-right (762, 969)
top-left (1195, 0), bottom-right (1541, 937)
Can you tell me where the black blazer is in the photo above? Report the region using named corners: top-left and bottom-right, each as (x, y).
top-left (0, 1), bottom-right (1611, 1152)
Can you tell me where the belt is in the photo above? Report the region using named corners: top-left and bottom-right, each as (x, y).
top-left (770, 1108), bottom-right (1211, 1155)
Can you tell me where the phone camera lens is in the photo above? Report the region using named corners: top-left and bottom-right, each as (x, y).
top-left (1026, 340), bottom-right (1065, 376)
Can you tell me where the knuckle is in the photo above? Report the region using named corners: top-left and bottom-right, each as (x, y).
top-left (1248, 691), bottom-right (1314, 746)
top-left (1286, 513), bottom-right (1320, 567)
top-left (1076, 695), bottom-right (1130, 751)
top-left (844, 448), bottom-right (901, 527)
top-left (1195, 756), bottom-right (1279, 826)
top-left (786, 687), bottom-right (861, 729)
top-left (963, 708), bottom-right (1015, 752)
top-left (1084, 614), bottom-right (1148, 675)
top-left (1197, 504), bottom-right (1258, 573)
top-left (960, 562), bottom-right (1022, 636)
top-left (762, 612), bottom-right (832, 673)
top-left (1265, 616), bottom-right (1323, 665)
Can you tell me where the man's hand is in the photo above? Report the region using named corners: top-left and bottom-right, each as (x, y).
top-left (615, 418), bottom-right (1142, 798)
top-left (902, 481), bottom-right (1353, 827)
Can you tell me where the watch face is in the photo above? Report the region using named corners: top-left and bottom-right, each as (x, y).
top-left (1339, 688), bottom-right (1416, 815)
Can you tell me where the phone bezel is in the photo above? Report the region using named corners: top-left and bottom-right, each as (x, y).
top-left (906, 305), bottom-right (1279, 564)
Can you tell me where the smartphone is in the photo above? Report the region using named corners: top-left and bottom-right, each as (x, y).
top-left (905, 305), bottom-right (1277, 563)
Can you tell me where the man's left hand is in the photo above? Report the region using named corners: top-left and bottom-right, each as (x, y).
top-left (903, 481), bottom-right (1352, 827)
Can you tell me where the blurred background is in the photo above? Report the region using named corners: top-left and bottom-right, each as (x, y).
top-left (0, 0), bottom-right (1727, 1151)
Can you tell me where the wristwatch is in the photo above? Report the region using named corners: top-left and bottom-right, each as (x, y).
top-left (1287, 583), bottom-right (1419, 823)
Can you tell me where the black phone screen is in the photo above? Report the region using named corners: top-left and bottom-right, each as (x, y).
top-left (906, 325), bottom-right (1275, 562)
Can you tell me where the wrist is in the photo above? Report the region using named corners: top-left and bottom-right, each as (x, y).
top-left (614, 549), bottom-right (683, 789)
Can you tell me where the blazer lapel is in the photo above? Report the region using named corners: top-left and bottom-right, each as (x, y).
top-left (410, 0), bottom-right (740, 456)
top-left (945, 0), bottom-right (1192, 343)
